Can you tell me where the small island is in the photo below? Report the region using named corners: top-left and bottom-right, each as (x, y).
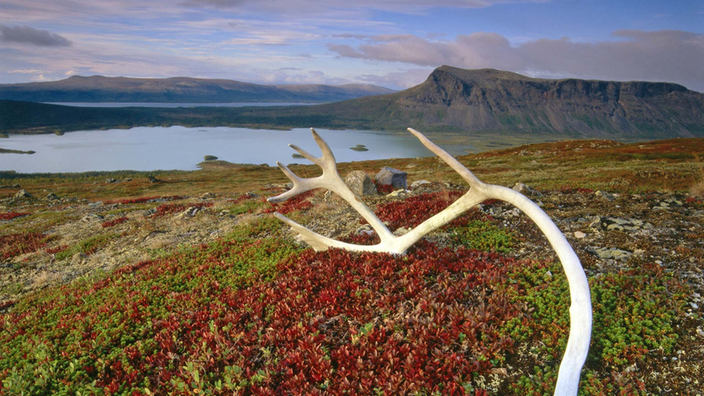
top-left (0, 148), bottom-right (35, 155)
top-left (350, 144), bottom-right (368, 152)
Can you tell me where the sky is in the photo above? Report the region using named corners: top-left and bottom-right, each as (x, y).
top-left (0, 0), bottom-right (703, 91)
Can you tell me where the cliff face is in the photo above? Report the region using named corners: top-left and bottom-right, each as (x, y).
top-left (384, 66), bottom-right (704, 137)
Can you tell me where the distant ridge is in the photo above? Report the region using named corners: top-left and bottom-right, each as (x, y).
top-left (0, 75), bottom-right (395, 103)
top-left (2, 66), bottom-right (703, 139)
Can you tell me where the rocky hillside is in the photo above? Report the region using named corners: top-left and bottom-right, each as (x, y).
top-left (317, 66), bottom-right (704, 138)
top-left (1, 137), bottom-right (703, 393)
top-left (0, 75), bottom-right (395, 103)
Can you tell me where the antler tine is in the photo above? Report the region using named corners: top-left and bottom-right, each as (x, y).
top-left (289, 144), bottom-right (321, 166)
top-left (407, 128), bottom-right (482, 188)
top-left (267, 129), bottom-right (394, 242)
top-left (267, 162), bottom-right (306, 204)
top-left (310, 128), bottom-right (338, 173)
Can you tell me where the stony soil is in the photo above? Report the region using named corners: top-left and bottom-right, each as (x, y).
top-left (1, 136), bottom-right (704, 393)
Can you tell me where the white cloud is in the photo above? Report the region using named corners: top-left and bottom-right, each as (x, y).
top-left (8, 68), bottom-right (44, 74)
top-left (328, 30), bottom-right (704, 92)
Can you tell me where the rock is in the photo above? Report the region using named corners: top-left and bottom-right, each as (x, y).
top-left (590, 247), bottom-right (633, 261)
top-left (14, 189), bottom-right (34, 200)
top-left (658, 198), bottom-right (683, 208)
top-left (375, 167), bottom-right (407, 189)
top-left (355, 225), bottom-right (374, 236)
top-left (81, 214), bottom-right (105, 222)
top-left (200, 192), bottom-right (215, 199)
top-left (106, 178), bottom-right (117, 183)
top-left (345, 170), bottom-right (377, 196)
top-left (71, 252), bottom-right (87, 265)
top-left (590, 217), bottom-right (652, 232)
top-left (245, 191), bottom-right (259, 199)
top-left (44, 193), bottom-right (60, 201)
top-left (411, 180), bottom-right (431, 189)
top-left (394, 227), bottom-right (411, 236)
top-left (179, 207), bottom-right (200, 218)
top-left (595, 190), bottom-right (615, 202)
top-left (512, 182), bottom-right (542, 197)
top-left (387, 189), bottom-right (410, 198)
top-left (574, 231), bottom-right (587, 239)
top-left (148, 175), bottom-right (160, 183)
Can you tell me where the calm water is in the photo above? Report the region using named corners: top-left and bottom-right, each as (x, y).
top-left (0, 127), bottom-right (456, 173)
top-left (45, 102), bottom-right (316, 108)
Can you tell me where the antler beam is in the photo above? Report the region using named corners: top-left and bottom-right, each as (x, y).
top-left (268, 127), bottom-right (591, 396)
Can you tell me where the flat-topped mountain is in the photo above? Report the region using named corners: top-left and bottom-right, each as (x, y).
top-left (310, 66), bottom-right (704, 137)
top-left (0, 75), bottom-right (395, 103)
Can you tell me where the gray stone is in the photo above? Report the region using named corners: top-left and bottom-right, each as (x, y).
top-left (574, 231), bottom-right (587, 239)
top-left (375, 167), bottom-right (407, 189)
top-left (179, 207), bottom-right (200, 218)
top-left (81, 214), bottom-right (105, 222)
top-left (512, 182), bottom-right (542, 197)
top-left (387, 189), bottom-right (409, 198)
top-left (591, 217), bottom-right (652, 232)
top-left (44, 193), bottom-right (60, 201)
top-left (14, 189), bottom-right (34, 200)
top-left (71, 252), bottom-right (87, 265)
top-left (411, 180), bottom-right (431, 189)
top-left (591, 247), bottom-right (633, 261)
top-left (595, 190), bottom-right (615, 202)
top-left (345, 170), bottom-right (377, 196)
top-left (106, 178), bottom-right (118, 184)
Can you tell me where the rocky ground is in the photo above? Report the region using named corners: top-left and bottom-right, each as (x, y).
top-left (1, 136), bottom-right (703, 393)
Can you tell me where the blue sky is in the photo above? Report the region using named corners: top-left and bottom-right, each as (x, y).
top-left (0, 0), bottom-right (702, 91)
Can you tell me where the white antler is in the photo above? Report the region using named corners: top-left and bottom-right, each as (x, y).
top-left (268, 127), bottom-right (591, 396)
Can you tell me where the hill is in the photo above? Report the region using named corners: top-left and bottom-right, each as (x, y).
top-left (2, 67), bottom-right (704, 139)
top-left (299, 66), bottom-right (704, 138)
top-left (0, 75), bottom-right (395, 103)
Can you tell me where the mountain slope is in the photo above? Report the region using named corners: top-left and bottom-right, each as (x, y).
top-left (0, 75), bottom-right (395, 103)
top-left (2, 67), bottom-right (704, 139)
top-left (306, 66), bottom-right (704, 137)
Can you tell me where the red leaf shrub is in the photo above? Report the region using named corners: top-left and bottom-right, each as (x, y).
top-left (264, 190), bottom-right (315, 214)
top-left (0, 232), bottom-right (51, 260)
top-left (45, 245), bottom-right (69, 255)
top-left (0, 212), bottom-right (30, 221)
top-left (374, 182), bottom-right (395, 195)
top-left (371, 191), bottom-right (485, 230)
top-left (0, 233), bottom-right (521, 394)
top-left (101, 217), bottom-right (129, 228)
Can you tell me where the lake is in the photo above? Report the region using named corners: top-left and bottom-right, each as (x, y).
top-left (0, 127), bottom-right (469, 174)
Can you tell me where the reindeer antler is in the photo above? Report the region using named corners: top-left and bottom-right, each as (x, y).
top-left (268, 127), bottom-right (591, 396)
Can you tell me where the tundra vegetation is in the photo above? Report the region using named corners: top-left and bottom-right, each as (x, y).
top-left (0, 137), bottom-right (703, 395)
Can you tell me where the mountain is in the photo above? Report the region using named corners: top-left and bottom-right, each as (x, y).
top-left (300, 66), bottom-right (704, 137)
top-left (0, 75), bottom-right (395, 103)
top-left (2, 67), bottom-right (704, 139)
